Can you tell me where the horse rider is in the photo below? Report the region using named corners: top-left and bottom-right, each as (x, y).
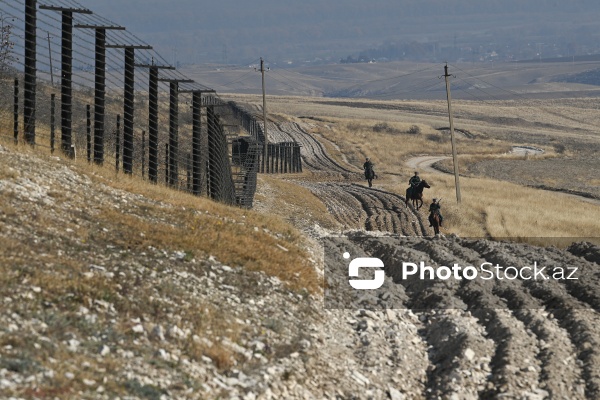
top-left (364, 157), bottom-right (373, 172)
top-left (428, 198), bottom-right (443, 227)
top-left (408, 171), bottom-right (421, 196)
top-left (363, 157), bottom-right (374, 178)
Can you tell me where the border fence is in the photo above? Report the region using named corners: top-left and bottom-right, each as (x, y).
top-left (0, 0), bottom-right (302, 209)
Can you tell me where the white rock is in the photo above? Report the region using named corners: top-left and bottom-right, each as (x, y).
top-left (167, 325), bottom-right (186, 340)
top-left (100, 345), bottom-right (110, 356)
top-left (151, 325), bottom-right (166, 341)
top-left (67, 339), bottom-right (80, 352)
top-left (389, 387), bottom-right (406, 400)
top-left (351, 371), bottom-right (370, 386)
top-left (464, 348), bottom-right (475, 361)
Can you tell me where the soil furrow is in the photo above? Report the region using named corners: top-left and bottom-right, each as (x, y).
top-left (495, 286), bottom-right (586, 398)
top-left (363, 237), bottom-right (495, 399)
top-left (426, 237), bottom-right (586, 398)
top-left (459, 239), bottom-right (600, 398)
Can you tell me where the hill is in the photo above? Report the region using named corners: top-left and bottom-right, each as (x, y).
top-left (181, 60), bottom-right (600, 100)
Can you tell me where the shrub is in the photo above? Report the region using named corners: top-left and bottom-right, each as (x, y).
top-left (554, 143), bottom-right (566, 154)
top-left (372, 122), bottom-right (390, 133)
top-left (426, 133), bottom-right (448, 143)
top-left (408, 125), bottom-right (421, 135)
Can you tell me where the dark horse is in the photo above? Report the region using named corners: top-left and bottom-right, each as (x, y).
top-left (430, 210), bottom-right (441, 235)
top-left (405, 180), bottom-right (430, 210)
top-left (365, 167), bottom-right (376, 188)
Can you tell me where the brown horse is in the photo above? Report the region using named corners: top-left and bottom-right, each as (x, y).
top-left (430, 211), bottom-right (441, 235)
top-left (365, 167), bottom-right (376, 188)
top-left (405, 180), bottom-right (430, 210)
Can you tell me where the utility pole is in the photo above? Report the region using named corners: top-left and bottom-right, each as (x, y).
top-left (443, 63), bottom-right (461, 204)
top-left (259, 57), bottom-right (268, 173)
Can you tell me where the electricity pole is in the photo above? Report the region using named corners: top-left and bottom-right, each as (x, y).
top-left (443, 63), bottom-right (461, 204)
top-left (260, 57), bottom-right (268, 173)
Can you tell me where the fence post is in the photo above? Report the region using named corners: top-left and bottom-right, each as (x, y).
top-left (86, 104), bottom-right (91, 162)
top-left (206, 160), bottom-right (210, 197)
top-left (295, 143), bottom-right (301, 172)
top-left (165, 143), bottom-right (169, 185)
top-left (192, 91), bottom-right (202, 195)
top-left (284, 143), bottom-right (289, 173)
top-left (168, 81), bottom-right (179, 187)
top-left (24, 0), bottom-right (37, 145)
top-left (115, 115), bottom-right (120, 172)
top-left (50, 94), bottom-right (55, 153)
top-left (40, 5), bottom-right (93, 152)
top-left (13, 78), bottom-right (18, 144)
top-left (60, 11), bottom-right (74, 155)
top-left (148, 66), bottom-right (158, 182)
top-left (291, 143), bottom-right (297, 173)
top-left (187, 153), bottom-right (191, 192)
top-left (92, 28), bottom-right (107, 165)
top-left (122, 47), bottom-right (135, 174)
top-left (141, 130), bottom-right (145, 179)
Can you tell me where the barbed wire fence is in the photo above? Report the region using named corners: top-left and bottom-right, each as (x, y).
top-left (0, 0), bottom-right (283, 208)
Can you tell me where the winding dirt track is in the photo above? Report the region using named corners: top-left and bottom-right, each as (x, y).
top-left (271, 120), bottom-right (600, 399)
top-left (268, 121), bottom-right (428, 234)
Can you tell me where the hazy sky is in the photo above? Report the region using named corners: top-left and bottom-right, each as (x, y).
top-left (73, 0), bottom-right (600, 65)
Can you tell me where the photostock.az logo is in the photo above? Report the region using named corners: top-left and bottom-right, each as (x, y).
top-left (345, 252), bottom-right (385, 290)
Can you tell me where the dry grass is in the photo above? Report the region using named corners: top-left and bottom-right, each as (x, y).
top-left (255, 175), bottom-right (340, 230)
top-left (314, 118), bottom-right (512, 172)
top-left (395, 173), bottom-right (600, 239)
top-left (0, 141), bottom-right (320, 294)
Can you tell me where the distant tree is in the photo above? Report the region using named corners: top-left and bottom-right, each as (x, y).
top-left (0, 16), bottom-right (16, 73)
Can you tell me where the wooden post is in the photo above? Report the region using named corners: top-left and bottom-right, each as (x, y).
top-left (444, 64), bottom-right (461, 204)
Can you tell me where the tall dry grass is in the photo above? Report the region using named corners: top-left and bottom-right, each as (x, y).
top-left (386, 173), bottom-right (600, 239)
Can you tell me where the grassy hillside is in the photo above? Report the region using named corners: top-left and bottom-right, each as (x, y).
top-left (0, 142), bottom-right (324, 398)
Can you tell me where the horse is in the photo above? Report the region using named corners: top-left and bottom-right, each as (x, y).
top-left (430, 211), bottom-right (441, 235)
top-left (365, 167), bottom-right (376, 188)
top-left (405, 180), bottom-right (430, 210)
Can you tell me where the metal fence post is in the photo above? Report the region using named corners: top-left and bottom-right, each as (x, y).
top-left (86, 104), bottom-right (91, 162)
top-left (24, 0), bottom-right (37, 145)
top-left (50, 94), bottom-right (55, 153)
top-left (115, 115), bottom-right (120, 172)
top-left (141, 130), bottom-right (145, 179)
top-left (13, 78), bottom-right (18, 144)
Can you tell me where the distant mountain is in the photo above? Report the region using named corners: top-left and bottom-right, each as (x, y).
top-left (75, 0), bottom-right (600, 65)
